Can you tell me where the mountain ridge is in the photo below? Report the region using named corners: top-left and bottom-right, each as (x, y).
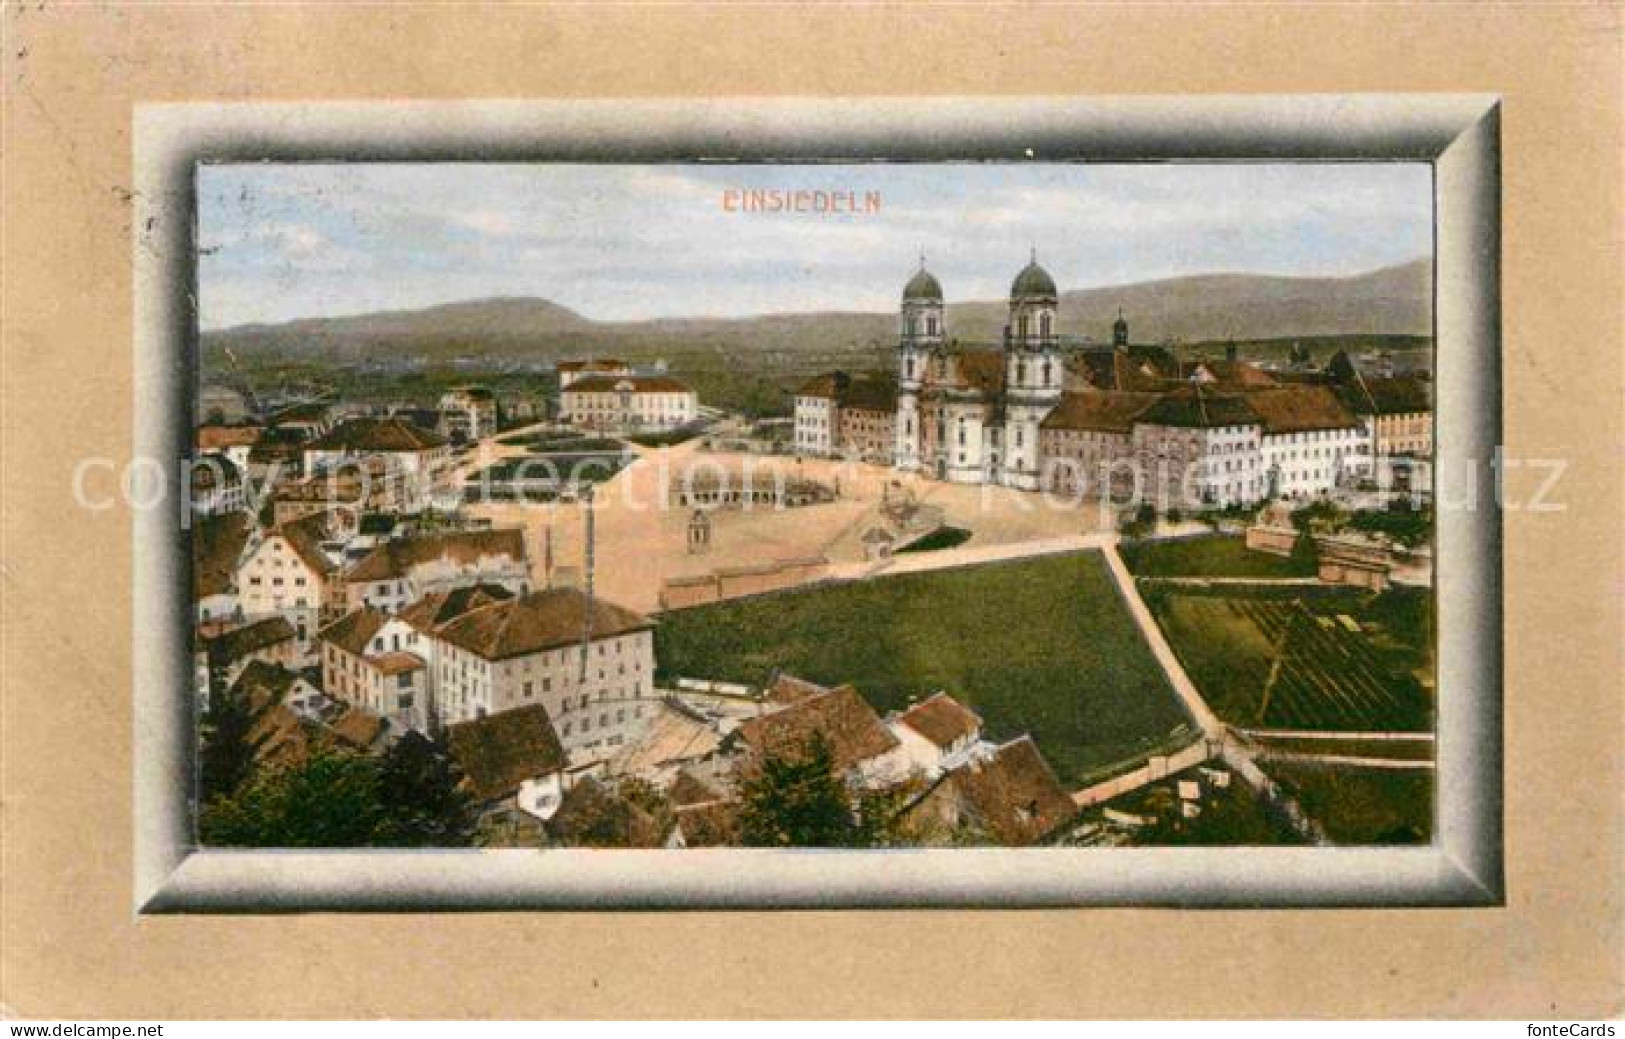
top-left (203, 258), bottom-right (1432, 367)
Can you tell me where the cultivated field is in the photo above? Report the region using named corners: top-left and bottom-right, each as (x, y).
top-left (1121, 534), bottom-right (1317, 580)
top-left (654, 551), bottom-right (1194, 787)
top-left (1142, 585), bottom-right (1433, 732)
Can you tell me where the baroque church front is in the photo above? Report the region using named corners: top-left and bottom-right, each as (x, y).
top-left (894, 254), bottom-right (1067, 489)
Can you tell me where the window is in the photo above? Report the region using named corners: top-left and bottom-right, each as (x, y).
top-left (397, 673), bottom-right (412, 689)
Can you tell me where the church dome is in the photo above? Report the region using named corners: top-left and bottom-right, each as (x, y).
top-left (1010, 259), bottom-right (1058, 300)
top-left (902, 266), bottom-right (943, 303)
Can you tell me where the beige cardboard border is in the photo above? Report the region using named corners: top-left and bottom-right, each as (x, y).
top-left (2, 1), bottom-right (1620, 1019)
top-left (131, 96), bottom-right (1501, 914)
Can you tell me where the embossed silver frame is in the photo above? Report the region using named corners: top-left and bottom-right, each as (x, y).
top-left (133, 97), bottom-right (1501, 911)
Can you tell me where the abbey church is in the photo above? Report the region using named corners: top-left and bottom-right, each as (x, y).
top-left (794, 258), bottom-right (1433, 508)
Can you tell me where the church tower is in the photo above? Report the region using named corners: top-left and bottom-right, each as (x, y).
top-left (894, 258), bottom-right (942, 472)
top-left (1113, 307), bottom-right (1129, 349)
top-left (1001, 252), bottom-right (1064, 489)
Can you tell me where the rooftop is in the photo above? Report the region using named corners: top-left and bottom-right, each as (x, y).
top-left (447, 703), bottom-right (568, 802)
top-left (306, 416), bottom-right (448, 454)
top-left (431, 586), bottom-right (653, 662)
top-left (344, 528), bottom-right (526, 583)
top-left (736, 684), bottom-right (899, 774)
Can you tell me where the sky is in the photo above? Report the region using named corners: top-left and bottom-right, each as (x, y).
top-left (197, 162), bottom-right (1432, 330)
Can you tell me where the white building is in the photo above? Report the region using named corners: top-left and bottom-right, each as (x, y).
top-left (319, 605), bottom-right (432, 732)
top-left (886, 692), bottom-right (987, 779)
top-left (560, 374), bottom-right (698, 434)
top-left (1250, 385), bottom-right (1369, 501)
top-left (302, 416), bottom-right (452, 513)
top-left (557, 358), bottom-right (632, 390)
top-left (339, 527), bottom-right (531, 615)
top-left (188, 453), bottom-right (248, 517)
top-left (438, 385), bottom-right (499, 442)
top-left (886, 254), bottom-right (1067, 488)
top-left (322, 585), bottom-right (659, 758)
top-left (236, 511), bottom-right (342, 659)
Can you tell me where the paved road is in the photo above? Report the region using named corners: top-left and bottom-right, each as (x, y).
top-left (1099, 538), bottom-right (1224, 738)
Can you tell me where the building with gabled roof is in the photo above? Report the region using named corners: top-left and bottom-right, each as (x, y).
top-left (339, 527), bottom-right (529, 615)
top-left (556, 358), bottom-right (632, 389)
top-left (438, 385), bottom-right (499, 442)
top-left (192, 510), bottom-right (253, 624)
top-left (378, 584), bottom-right (658, 759)
top-left (447, 703), bottom-right (569, 820)
top-left (559, 373), bottom-right (697, 434)
top-left (889, 692), bottom-right (985, 777)
top-left (731, 682), bottom-right (902, 786)
top-left (665, 797), bottom-right (743, 849)
top-left (899, 735), bottom-right (1076, 846)
top-left (317, 604), bottom-right (428, 732)
top-left (235, 510), bottom-right (343, 661)
top-left (197, 615), bottom-right (299, 707)
top-left (303, 417), bottom-right (452, 512)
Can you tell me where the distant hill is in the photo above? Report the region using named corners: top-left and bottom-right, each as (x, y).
top-left (203, 259), bottom-right (1431, 370)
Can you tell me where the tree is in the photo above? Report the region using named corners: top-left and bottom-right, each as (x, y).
top-left (200, 747), bottom-right (387, 848)
top-left (738, 733), bottom-right (859, 848)
top-left (374, 731), bottom-right (477, 847)
top-left (199, 679), bottom-right (260, 803)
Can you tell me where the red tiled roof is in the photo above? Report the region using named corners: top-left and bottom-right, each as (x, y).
top-left (1180, 358), bottom-right (1280, 389)
top-left (196, 425), bottom-right (264, 451)
top-left (329, 707), bottom-right (386, 749)
top-left (546, 777), bottom-right (669, 848)
top-left (317, 606), bottom-right (390, 657)
top-left (397, 583), bottom-right (516, 633)
top-left (372, 651), bottom-right (426, 675)
top-left (1136, 384), bottom-right (1261, 429)
top-left (192, 511), bottom-right (253, 599)
top-left (209, 615), bottom-right (296, 663)
top-left (763, 673), bottom-right (831, 705)
top-left (431, 587), bottom-right (652, 661)
top-left (447, 703), bottom-right (568, 801)
top-left (947, 349), bottom-right (1006, 397)
top-left (736, 684), bottom-right (899, 774)
top-left (343, 528), bottom-right (526, 584)
top-left (668, 769), bottom-right (726, 807)
top-left (1039, 391), bottom-right (1159, 434)
top-left (306, 416), bottom-right (447, 453)
top-left (896, 692), bottom-right (982, 750)
top-left (275, 511), bottom-right (339, 576)
top-left (672, 799), bottom-right (742, 848)
top-left (1245, 385), bottom-right (1362, 435)
top-left (936, 736), bottom-right (1075, 846)
top-left (563, 374), bottom-right (693, 395)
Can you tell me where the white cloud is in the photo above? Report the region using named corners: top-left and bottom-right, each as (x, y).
top-left (197, 162), bottom-right (1431, 328)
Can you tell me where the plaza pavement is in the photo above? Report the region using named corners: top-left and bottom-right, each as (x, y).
top-left (461, 432), bottom-right (1119, 615)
